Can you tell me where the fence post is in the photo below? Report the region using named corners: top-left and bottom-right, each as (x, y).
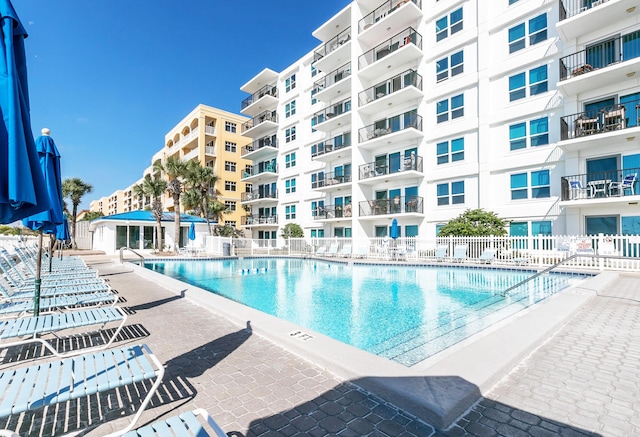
top-left (598, 233), bottom-right (604, 271)
top-left (537, 234), bottom-right (543, 268)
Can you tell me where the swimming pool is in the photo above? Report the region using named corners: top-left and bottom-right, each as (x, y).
top-left (143, 258), bottom-right (585, 367)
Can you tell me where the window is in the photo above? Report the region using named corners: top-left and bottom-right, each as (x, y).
top-left (509, 65), bottom-right (547, 101)
top-left (510, 170), bottom-right (550, 199)
top-left (225, 161), bottom-right (236, 172)
top-left (509, 0), bottom-right (520, 4)
top-left (225, 181), bottom-right (237, 192)
top-left (225, 122), bottom-right (237, 133)
top-left (285, 178), bottom-right (296, 194)
top-left (223, 141), bottom-right (236, 153)
top-left (437, 181), bottom-right (465, 205)
top-left (436, 137), bottom-right (464, 164)
top-left (311, 229), bottom-right (325, 238)
top-left (226, 221), bottom-right (236, 228)
top-left (509, 117), bottom-right (549, 150)
top-left (508, 13), bottom-right (547, 53)
top-left (285, 100), bottom-right (296, 118)
top-left (285, 152), bottom-right (296, 168)
top-left (436, 94), bottom-right (464, 123)
top-left (285, 205), bottom-right (296, 220)
top-left (311, 64), bottom-right (317, 77)
top-left (311, 88), bottom-right (318, 106)
top-left (225, 201), bottom-right (237, 211)
top-left (436, 7), bottom-right (463, 42)
top-left (436, 50), bottom-right (464, 82)
top-left (286, 126), bottom-right (296, 143)
top-left (285, 74), bottom-right (296, 92)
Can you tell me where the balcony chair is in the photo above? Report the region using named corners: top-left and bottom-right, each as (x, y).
top-left (568, 180), bottom-right (592, 199)
top-left (608, 173), bottom-right (637, 197)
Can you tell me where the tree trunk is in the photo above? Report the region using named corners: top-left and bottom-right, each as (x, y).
top-left (71, 203), bottom-right (79, 249)
top-left (156, 219), bottom-right (163, 252)
top-left (174, 194), bottom-right (181, 253)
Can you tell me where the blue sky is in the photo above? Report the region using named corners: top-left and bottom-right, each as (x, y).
top-left (12, 0), bottom-right (351, 211)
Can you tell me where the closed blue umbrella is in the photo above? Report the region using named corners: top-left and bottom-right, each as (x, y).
top-left (22, 129), bottom-right (64, 316)
top-left (55, 214), bottom-right (70, 241)
top-left (390, 218), bottom-right (399, 239)
top-left (0, 0), bottom-right (51, 224)
top-left (188, 221), bottom-right (196, 241)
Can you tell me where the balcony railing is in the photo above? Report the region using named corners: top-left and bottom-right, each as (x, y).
top-left (359, 196), bottom-right (423, 216)
top-left (560, 97), bottom-right (640, 141)
top-left (243, 160), bottom-right (278, 178)
top-left (359, 0), bottom-right (422, 32)
top-left (314, 27), bottom-right (352, 62)
top-left (559, 31), bottom-right (640, 81)
top-left (204, 145), bottom-right (215, 156)
top-left (241, 190), bottom-right (278, 202)
top-left (359, 27), bottom-right (422, 69)
top-left (311, 98), bottom-right (351, 126)
top-left (312, 63), bottom-right (351, 94)
top-left (241, 135), bottom-right (278, 156)
top-left (242, 215), bottom-right (278, 226)
top-left (311, 171), bottom-right (352, 189)
top-left (313, 204), bottom-right (354, 220)
top-left (311, 132), bottom-right (351, 158)
top-left (204, 125), bottom-right (216, 135)
top-left (359, 111), bottom-right (422, 142)
top-left (560, 0), bottom-right (611, 20)
top-left (181, 148), bottom-right (199, 162)
top-left (241, 110), bottom-right (278, 132)
top-left (241, 84), bottom-right (278, 110)
top-left (561, 168), bottom-right (639, 201)
top-left (359, 154), bottom-right (423, 180)
top-left (359, 69), bottom-right (422, 106)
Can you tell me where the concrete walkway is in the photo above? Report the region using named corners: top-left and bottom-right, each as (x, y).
top-left (2, 255), bottom-right (638, 436)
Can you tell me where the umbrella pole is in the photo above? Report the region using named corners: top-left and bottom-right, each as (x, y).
top-left (35, 231), bottom-right (43, 317)
top-left (48, 235), bottom-right (54, 273)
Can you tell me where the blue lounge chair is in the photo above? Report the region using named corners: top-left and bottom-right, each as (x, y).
top-left (0, 306), bottom-right (127, 358)
top-left (452, 244), bottom-right (468, 262)
top-left (431, 245), bottom-right (448, 262)
top-left (122, 409), bottom-right (227, 437)
top-left (0, 344), bottom-right (164, 437)
top-left (477, 248), bottom-right (497, 264)
top-left (0, 291), bottom-right (118, 318)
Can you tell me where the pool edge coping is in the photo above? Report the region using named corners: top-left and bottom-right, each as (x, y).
top-left (128, 261), bottom-right (617, 430)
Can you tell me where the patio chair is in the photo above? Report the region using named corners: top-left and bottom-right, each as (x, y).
top-left (608, 173), bottom-right (637, 197)
top-left (326, 243), bottom-right (340, 257)
top-left (122, 409), bottom-right (227, 437)
top-left (452, 244), bottom-right (468, 262)
top-left (340, 244), bottom-right (352, 258)
top-left (315, 247), bottom-right (327, 257)
top-left (476, 248), bottom-right (497, 264)
top-left (568, 180), bottom-right (592, 199)
top-left (0, 306), bottom-right (127, 358)
top-left (0, 291), bottom-right (118, 318)
top-left (0, 344), bottom-right (164, 437)
top-left (0, 278), bottom-right (112, 302)
top-left (430, 245), bottom-right (448, 262)
top-left (353, 246), bottom-right (368, 258)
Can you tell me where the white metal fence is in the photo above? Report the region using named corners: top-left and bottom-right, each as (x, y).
top-left (228, 234), bottom-right (640, 272)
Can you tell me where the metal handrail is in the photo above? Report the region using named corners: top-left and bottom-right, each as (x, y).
top-left (502, 254), bottom-right (640, 296)
top-left (119, 247), bottom-right (145, 264)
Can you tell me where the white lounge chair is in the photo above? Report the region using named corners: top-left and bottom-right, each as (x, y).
top-left (0, 344), bottom-right (164, 437)
top-left (315, 246), bottom-right (327, 257)
top-left (476, 248), bottom-right (496, 264)
top-left (429, 245), bottom-right (448, 262)
top-left (353, 246), bottom-right (368, 258)
top-left (122, 409), bottom-right (227, 437)
top-left (452, 244), bottom-right (468, 262)
top-left (326, 243), bottom-right (340, 257)
top-left (340, 244), bottom-right (352, 258)
top-left (0, 291), bottom-right (118, 318)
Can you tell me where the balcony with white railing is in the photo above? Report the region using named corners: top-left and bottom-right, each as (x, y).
top-left (182, 148), bottom-right (199, 162)
top-left (204, 125), bottom-right (216, 136)
top-left (175, 129), bottom-right (199, 149)
top-left (204, 145), bottom-right (216, 156)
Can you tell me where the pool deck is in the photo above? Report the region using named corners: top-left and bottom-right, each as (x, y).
top-left (2, 254), bottom-right (639, 436)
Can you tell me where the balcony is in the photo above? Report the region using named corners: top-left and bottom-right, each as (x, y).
top-left (359, 0), bottom-right (423, 46)
top-left (241, 135), bottom-right (278, 161)
top-left (241, 110), bottom-right (278, 138)
top-left (358, 112), bottom-right (422, 150)
top-left (181, 148), bottom-right (199, 162)
top-left (313, 63), bottom-right (351, 103)
top-left (311, 132), bottom-right (352, 161)
top-left (560, 98), bottom-right (640, 151)
top-left (359, 69), bottom-right (422, 115)
top-left (558, 31), bottom-right (640, 95)
top-left (560, 169), bottom-right (639, 204)
top-left (204, 126), bottom-right (216, 136)
top-left (313, 27), bottom-right (352, 73)
top-left (358, 154), bottom-right (423, 184)
top-left (311, 98), bottom-right (351, 132)
top-left (204, 145), bottom-right (216, 156)
top-left (242, 215), bottom-right (278, 226)
top-left (313, 204), bottom-right (353, 221)
top-left (174, 129), bottom-right (199, 149)
top-left (241, 83), bottom-right (278, 116)
top-left (242, 160), bottom-right (278, 182)
top-left (311, 171), bottom-right (353, 191)
top-left (358, 27), bottom-right (422, 80)
top-left (558, 0), bottom-right (638, 41)
top-left (241, 190), bottom-right (278, 203)
top-left (358, 196), bottom-right (423, 217)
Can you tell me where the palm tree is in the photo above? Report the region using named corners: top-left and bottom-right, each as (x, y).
top-left (62, 178), bottom-right (93, 249)
top-left (185, 160), bottom-right (218, 234)
top-left (132, 183), bottom-right (146, 210)
top-left (141, 173), bottom-right (167, 252)
top-left (155, 156), bottom-right (188, 253)
top-left (181, 189), bottom-right (202, 216)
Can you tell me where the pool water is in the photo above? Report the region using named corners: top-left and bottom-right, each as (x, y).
top-left (143, 258), bottom-right (585, 367)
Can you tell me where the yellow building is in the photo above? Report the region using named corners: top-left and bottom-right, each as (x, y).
top-left (90, 104), bottom-right (252, 228)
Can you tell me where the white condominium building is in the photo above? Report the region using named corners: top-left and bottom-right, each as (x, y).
top-left (239, 0), bottom-right (640, 242)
